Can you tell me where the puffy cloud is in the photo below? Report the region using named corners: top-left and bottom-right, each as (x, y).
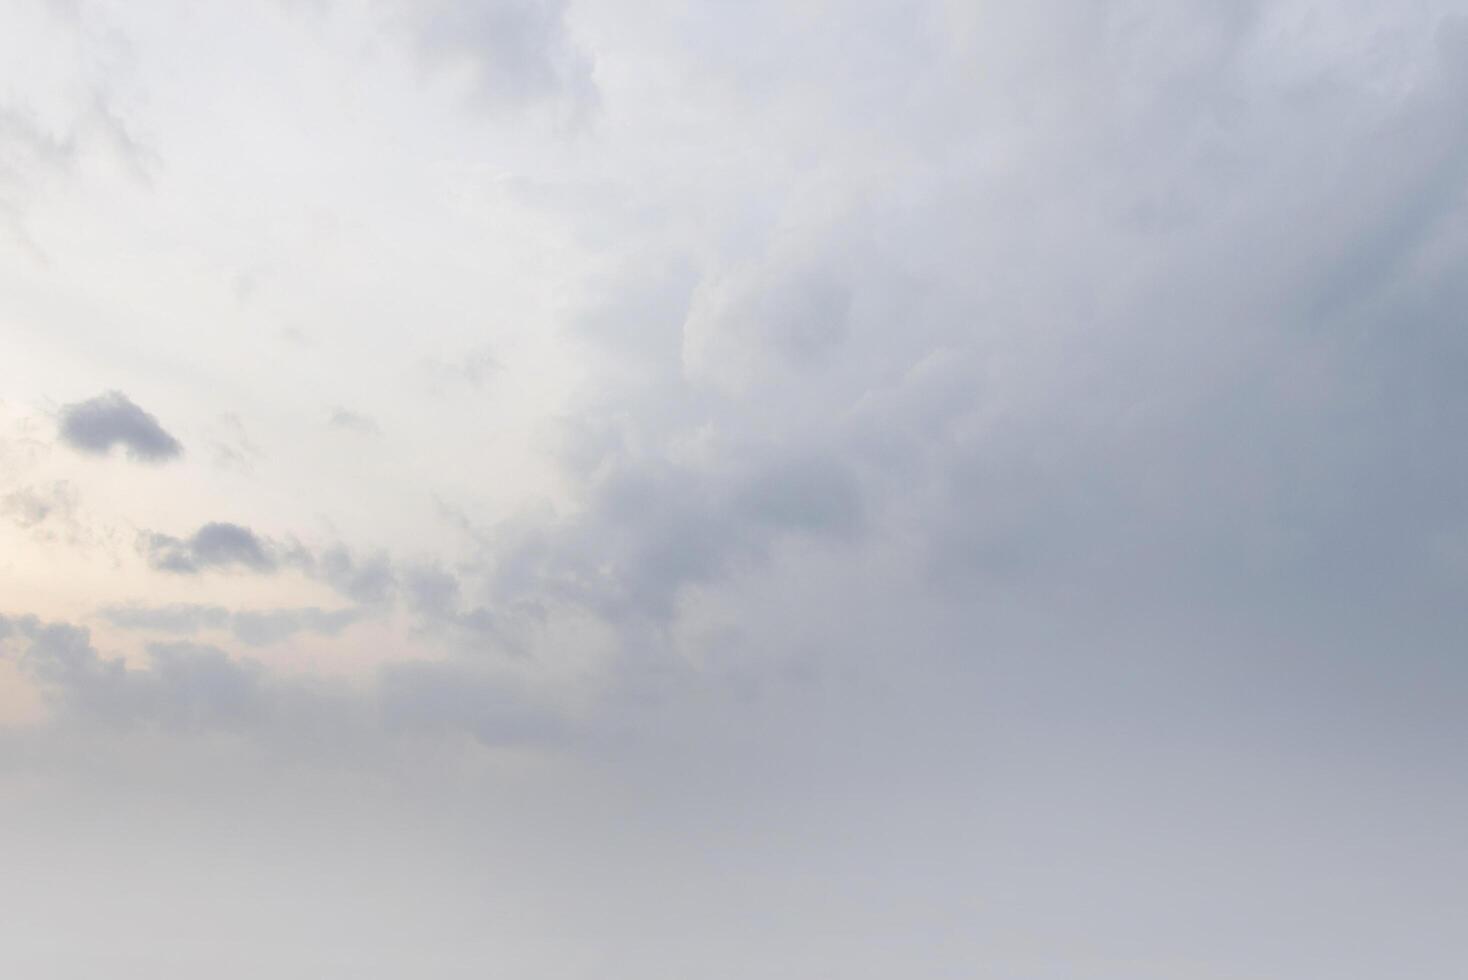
top-left (57, 392), bottom-right (182, 462)
top-left (141, 522), bottom-right (276, 574)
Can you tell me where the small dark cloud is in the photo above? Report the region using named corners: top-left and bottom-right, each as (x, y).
top-left (142, 522), bottom-right (276, 574)
top-left (57, 391), bottom-right (182, 462)
top-left (327, 408), bottom-right (382, 436)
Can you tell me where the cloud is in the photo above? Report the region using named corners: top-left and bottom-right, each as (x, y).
top-left (378, 660), bottom-right (564, 745)
top-left (2, 481), bottom-right (80, 538)
top-left (141, 522), bottom-right (276, 574)
top-left (57, 391), bottom-right (182, 462)
top-left (1, 615), bottom-right (264, 733)
top-left (229, 606), bottom-right (362, 646)
top-left (303, 546), bottom-right (398, 605)
top-left (326, 407), bottom-right (381, 436)
top-left (683, 256), bottom-right (853, 391)
top-left (389, 0), bottom-right (597, 124)
top-left (100, 603), bottom-right (231, 634)
top-left (419, 345), bottom-right (501, 394)
top-left (2, 612), bottom-right (564, 746)
top-left (100, 603), bottom-right (360, 646)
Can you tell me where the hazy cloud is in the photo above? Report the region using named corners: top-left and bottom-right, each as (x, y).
top-left (326, 408), bottom-right (381, 436)
top-left (100, 603), bottom-right (359, 646)
top-left (420, 345), bottom-right (501, 393)
top-left (390, 0), bottom-right (597, 123)
top-left (229, 606), bottom-right (362, 646)
top-left (101, 603), bottom-right (231, 634)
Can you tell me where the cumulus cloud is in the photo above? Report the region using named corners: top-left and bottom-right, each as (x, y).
top-left (57, 391), bottom-right (182, 462)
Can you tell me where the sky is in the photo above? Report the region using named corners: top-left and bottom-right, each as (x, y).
top-left (1, 0), bottom-right (1467, 976)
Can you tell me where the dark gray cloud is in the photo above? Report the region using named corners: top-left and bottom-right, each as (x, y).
top-left (57, 391), bottom-right (182, 462)
top-left (141, 522), bottom-right (276, 574)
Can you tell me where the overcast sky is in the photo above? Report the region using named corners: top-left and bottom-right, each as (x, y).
top-left (2, 1), bottom-right (1467, 977)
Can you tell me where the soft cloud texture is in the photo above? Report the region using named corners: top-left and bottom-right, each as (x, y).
top-left (2, 1), bottom-right (1467, 977)
top-left (57, 392), bottom-right (182, 462)
top-left (141, 522), bottom-right (277, 574)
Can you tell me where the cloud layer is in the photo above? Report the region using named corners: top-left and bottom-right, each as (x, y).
top-left (2, 2), bottom-right (1467, 977)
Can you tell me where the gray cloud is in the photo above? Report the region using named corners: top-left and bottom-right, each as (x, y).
top-left (378, 660), bottom-right (563, 745)
top-left (100, 602), bottom-right (360, 646)
top-left (6, 6), bottom-right (1468, 977)
top-left (2, 481), bottom-right (80, 540)
top-left (303, 546), bottom-right (398, 606)
top-left (229, 607), bottom-right (362, 646)
top-left (101, 603), bottom-right (231, 634)
top-left (1, 615), bottom-right (264, 733)
top-left (57, 391), bottom-right (182, 462)
top-left (390, 0), bottom-right (597, 123)
top-left (2, 612), bottom-right (565, 747)
top-left (141, 522), bottom-right (276, 574)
